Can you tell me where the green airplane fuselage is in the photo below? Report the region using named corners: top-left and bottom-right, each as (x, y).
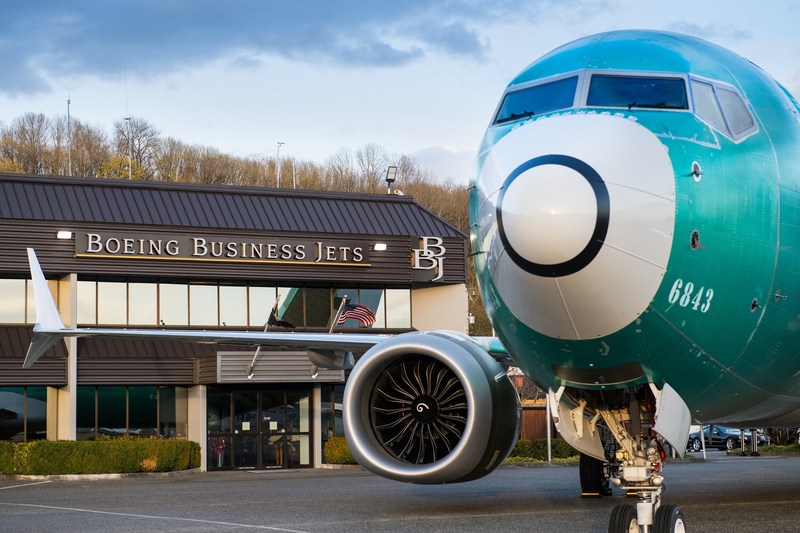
top-left (471, 30), bottom-right (800, 425)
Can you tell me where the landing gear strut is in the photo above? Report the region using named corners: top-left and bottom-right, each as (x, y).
top-left (549, 384), bottom-right (691, 533)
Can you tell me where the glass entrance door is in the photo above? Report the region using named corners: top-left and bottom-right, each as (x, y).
top-left (261, 390), bottom-right (311, 468)
top-left (233, 392), bottom-right (259, 469)
top-left (207, 388), bottom-right (311, 470)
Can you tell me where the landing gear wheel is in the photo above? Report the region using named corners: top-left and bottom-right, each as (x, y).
top-left (579, 453), bottom-right (611, 497)
top-left (608, 504), bottom-right (638, 533)
top-left (654, 504), bottom-right (686, 533)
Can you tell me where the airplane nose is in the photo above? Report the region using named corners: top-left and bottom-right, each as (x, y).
top-left (497, 154), bottom-right (610, 278)
top-left (476, 114), bottom-right (675, 340)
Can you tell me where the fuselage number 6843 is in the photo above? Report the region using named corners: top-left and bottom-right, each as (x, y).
top-left (667, 279), bottom-right (714, 313)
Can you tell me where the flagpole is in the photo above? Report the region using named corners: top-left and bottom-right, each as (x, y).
top-left (330, 296), bottom-right (349, 333)
top-left (245, 300), bottom-right (279, 379)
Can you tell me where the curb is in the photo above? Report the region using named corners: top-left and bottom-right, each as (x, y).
top-left (1, 468), bottom-right (202, 481)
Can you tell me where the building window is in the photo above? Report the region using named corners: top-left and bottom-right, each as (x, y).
top-left (386, 289), bottom-right (411, 328)
top-left (0, 386), bottom-right (47, 442)
top-left (71, 278), bottom-right (413, 331)
top-left (75, 386), bottom-right (187, 440)
top-left (0, 280), bottom-right (26, 323)
top-left (189, 284), bottom-right (218, 326)
top-left (249, 285), bottom-right (277, 327)
top-left (159, 283), bottom-right (188, 326)
top-left (219, 285), bottom-right (248, 327)
top-left (0, 278), bottom-right (59, 325)
top-left (129, 283), bottom-right (157, 325)
top-left (77, 280), bottom-right (97, 324)
top-left (97, 281), bottom-right (127, 325)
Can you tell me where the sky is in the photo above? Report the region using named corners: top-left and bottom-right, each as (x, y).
top-left (2, 1), bottom-right (799, 184)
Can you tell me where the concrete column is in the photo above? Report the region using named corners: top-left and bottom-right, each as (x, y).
top-left (57, 274), bottom-right (78, 441)
top-left (46, 386), bottom-right (59, 440)
top-left (188, 385), bottom-right (208, 471)
top-left (312, 384), bottom-right (322, 467)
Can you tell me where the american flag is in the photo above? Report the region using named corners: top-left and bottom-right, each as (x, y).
top-left (337, 303), bottom-right (376, 327)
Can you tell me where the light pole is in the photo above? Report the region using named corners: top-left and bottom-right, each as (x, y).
top-left (67, 96), bottom-right (72, 176)
top-left (276, 142), bottom-right (285, 187)
top-left (125, 116), bottom-right (132, 180)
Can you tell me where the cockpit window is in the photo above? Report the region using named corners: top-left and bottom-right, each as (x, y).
top-left (587, 75), bottom-right (688, 110)
top-left (690, 79), bottom-right (756, 139)
top-left (717, 88), bottom-right (755, 135)
top-left (691, 80), bottom-right (728, 133)
top-left (494, 76), bottom-right (578, 125)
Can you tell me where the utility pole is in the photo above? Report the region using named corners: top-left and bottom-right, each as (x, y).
top-left (276, 142), bottom-right (285, 187)
top-left (67, 96), bottom-right (72, 176)
top-left (126, 116), bottom-right (132, 180)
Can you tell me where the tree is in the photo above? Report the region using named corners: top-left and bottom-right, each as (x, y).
top-left (113, 117), bottom-right (161, 180)
top-left (355, 143), bottom-right (389, 193)
top-left (0, 159), bottom-right (24, 173)
top-left (98, 156), bottom-right (146, 180)
top-left (70, 120), bottom-right (112, 178)
top-left (2, 112), bottom-right (50, 173)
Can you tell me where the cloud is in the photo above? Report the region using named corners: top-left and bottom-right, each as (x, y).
top-left (0, 0), bottom-right (537, 96)
top-left (412, 145), bottom-right (476, 185)
top-left (667, 21), bottom-right (752, 42)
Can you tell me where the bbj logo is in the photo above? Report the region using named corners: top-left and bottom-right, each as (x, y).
top-left (412, 237), bottom-right (446, 281)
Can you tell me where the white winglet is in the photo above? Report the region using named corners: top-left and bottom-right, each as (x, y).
top-left (24, 248), bottom-right (67, 368)
top-left (27, 248), bottom-right (65, 331)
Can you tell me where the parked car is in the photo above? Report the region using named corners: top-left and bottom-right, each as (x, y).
top-left (687, 425), bottom-right (765, 451)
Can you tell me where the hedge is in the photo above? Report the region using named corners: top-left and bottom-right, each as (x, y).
top-left (324, 436), bottom-right (357, 464)
top-left (507, 438), bottom-right (578, 461)
top-left (0, 438), bottom-right (200, 475)
top-left (321, 436), bottom-right (576, 466)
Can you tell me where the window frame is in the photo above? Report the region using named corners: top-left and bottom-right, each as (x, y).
top-left (492, 72), bottom-right (582, 125)
top-left (689, 75), bottom-right (758, 141)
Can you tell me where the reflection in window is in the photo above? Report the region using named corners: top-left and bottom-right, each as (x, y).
top-left (360, 288), bottom-right (385, 328)
top-left (219, 285), bottom-right (247, 327)
top-left (98, 281), bottom-right (127, 324)
top-left (26, 387), bottom-right (47, 441)
top-left (129, 283), bottom-right (157, 325)
top-left (207, 390), bottom-right (231, 433)
top-left (77, 280), bottom-right (97, 324)
top-left (691, 80), bottom-right (728, 133)
top-left (249, 286), bottom-right (276, 327)
top-left (160, 283), bottom-right (188, 326)
top-left (128, 386), bottom-right (158, 436)
top-left (305, 288), bottom-right (331, 327)
top-left (386, 289), bottom-right (411, 328)
top-left (190, 284), bottom-right (218, 326)
top-left (279, 287), bottom-right (304, 328)
top-left (98, 386), bottom-right (126, 436)
top-left (159, 386), bottom-right (188, 438)
top-left (75, 386), bottom-right (185, 440)
top-left (718, 88), bottom-right (755, 135)
top-left (494, 76), bottom-right (578, 124)
top-left (588, 75), bottom-right (688, 109)
top-left (76, 386), bottom-right (96, 440)
top-left (0, 279), bottom-right (25, 323)
top-left (0, 387), bottom-right (48, 442)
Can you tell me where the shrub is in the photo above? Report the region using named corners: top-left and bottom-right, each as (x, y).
top-left (507, 438), bottom-right (577, 461)
top-left (324, 436), bottom-right (357, 464)
top-left (0, 438), bottom-right (200, 475)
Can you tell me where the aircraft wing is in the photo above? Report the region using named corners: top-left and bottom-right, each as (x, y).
top-left (23, 248), bottom-right (507, 368)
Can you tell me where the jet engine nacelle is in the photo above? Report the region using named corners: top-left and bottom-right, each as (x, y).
top-left (343, 331), bottom-right (520, 484)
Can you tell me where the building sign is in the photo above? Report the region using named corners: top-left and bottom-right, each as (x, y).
top-left (76, 232), bottom-right (370, 266)
top-left (411, 236), bottom-right (446, 282)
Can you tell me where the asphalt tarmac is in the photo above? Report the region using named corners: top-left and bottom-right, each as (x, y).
top-left (1, 453), bottom-right (799, 532)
